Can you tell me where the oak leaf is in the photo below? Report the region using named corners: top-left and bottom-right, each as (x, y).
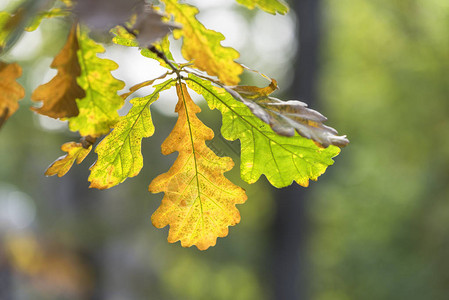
top-left (89, 79), bottom-right (176, 189)
top-left (31, 24), bottom-right (85, 119)
top-left (111, 26), bottom-right (176, 70)
top-left (149, 83), bottom-right (247, 250)
top-left (236, 0), bottom-right (289, 14)
top-left (45, 142), bottom-right (92, 177)
top-left (0, 3), bottom-right (37, 54)
top-left (0, 11), bottom-right (17, 53)
top-left (73, 0), bottom-right (142, 30)
top-left (26, 8), bottom-right (71, 32)
top-left (120, 72), bottom-right (169, 100)
top-left (68, 29), bottom-right (125, 137)
top-left (225, 80), bottom-right (349, 148)
top-left (0, 62), bottom-right (25, 129)
top-left (187, 75), bottom-right (341, 188)
top-left (161, 0), bottom-right (243, 85)
top-left (131, 5), bottom-right (181, 48)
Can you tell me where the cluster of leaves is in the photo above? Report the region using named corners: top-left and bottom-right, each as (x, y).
top-left (0, 0), bottom-right (348, 250)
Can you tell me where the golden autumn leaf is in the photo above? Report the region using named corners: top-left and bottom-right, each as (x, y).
top-left (45, 142), bottom-right (91, 177)
top-left (236, 0), bottom-right (289, 15)
top-left (0, 61), bottom-right (25, 129)
top-left (149, 83), bottom-right (247, 250)
top-left (161, 0), bottom-right (243, 85)
top-left (31, 24), bottom-right (85, 119)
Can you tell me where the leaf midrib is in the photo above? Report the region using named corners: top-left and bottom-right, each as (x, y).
top-left (178, 83), bottom-right (205, 228)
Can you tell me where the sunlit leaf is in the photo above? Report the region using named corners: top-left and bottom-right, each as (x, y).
top-left (226, 79), bottom-right (349, 147)
top-left (89, 79), bottom-right (176, 189)
top-left (31, 24), bottom-right (85, 119)
top-left (111, 25), bottom-right (175, 69)
top-left (0, 1), bottom-right (62, 54)
top-left (68, 28), bottom-right (125, 137)
top-left (161, 0), bottom-right (243, 85)
top-left (57, 0), bottom-right (73, 8)
top-left (120, 72), bottom-right (169, 100)
top-left (0, 62), bottom-right (25, 129)
top-left (45, 142), bottom-right (92, 177)
top-left (0, 11), bottom-right (14, 51)
top-left (149, 83), bottom-right (247, 250)
top-left (0, 9), bottom-right (27, 54)
top-left (187, 74), bottom-right (341, 188)
top-left (236, 0), bottom-right (289, 15)
top-left (26, 8), bottom-right (71, 32)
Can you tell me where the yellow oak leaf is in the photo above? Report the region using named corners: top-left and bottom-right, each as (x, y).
top-left (149, 83), bottom-right (247, 250)
top-left (45, 142), bottom-right (91, 177)
top-left (161, 0), bottom-right (242, 85)
top-left (31, 24), bottom-right (85, 119)
top-left (236, 0), bottom-right (289, 15)
top-left (0, 61), bottom-right (25, 129)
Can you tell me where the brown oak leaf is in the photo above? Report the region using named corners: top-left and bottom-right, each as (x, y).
top-left (0, 61), bottom-right (25, 129)
top-left (31, 24), bottom-right (85, 119)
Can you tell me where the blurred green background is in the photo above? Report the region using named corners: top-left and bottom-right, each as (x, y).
top-left (1, 0), bottom-right (449, 299)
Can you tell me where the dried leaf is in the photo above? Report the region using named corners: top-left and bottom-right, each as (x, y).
top-left (120, 72), bottom-right (169, 100)
top-left (68, 28), bottom-right (125, 137)
top-left (236, 0), bottom-right (289, 14)
top-left (131, 5), bottom-right (181, 48)
top-left (45, 142), bottom-right (91, 177)
top-left (0, 62), bottom-right (25, 129)
top-left (225, 79), bottom-right (349, 148)
top-left (89, 79), bottom-right (176, 189)
top-left (187, 75), bottom-right (341, 188)
top-left (149, 83), bottom-right (247, 250)
top-left (161, 0), bottom-right (243, 85)
top-left (31, 24), bottom-right (85, 119)
top-left (73, 0), bottom-right (143, 30)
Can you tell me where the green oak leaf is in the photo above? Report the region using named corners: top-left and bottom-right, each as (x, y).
top-left (89, 78), bottom-right (176, 189)
top-left (187, 74), bottom-right (340, 188)
top-left (225, 82), bottom-right (349, 148)
top-left (236, 0), bottom-right (289, 15)
top-left (68, 28), bottom-right (125, 137)
top-left (26, 8), bottom-right (71, 32)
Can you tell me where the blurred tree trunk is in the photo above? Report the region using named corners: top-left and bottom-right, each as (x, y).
top-left (0, 251), bottom-right (13, 300)
top-left (271, 0), bottom-right (322, 299)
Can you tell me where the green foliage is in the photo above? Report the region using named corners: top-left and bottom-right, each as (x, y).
top-left (89, 79), bottom-right (176, 189)
top-left (187, 75), bottom-right (341, 188)
top-left (309, 0), bottom-right (449, 298)
top-left (0, 0), bottom-right (348, 249)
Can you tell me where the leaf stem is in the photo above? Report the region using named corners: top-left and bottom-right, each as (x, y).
top-left (121, 24), bottom-right (182, 78)
top-left (147, 46), bottom-right (181, 77)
